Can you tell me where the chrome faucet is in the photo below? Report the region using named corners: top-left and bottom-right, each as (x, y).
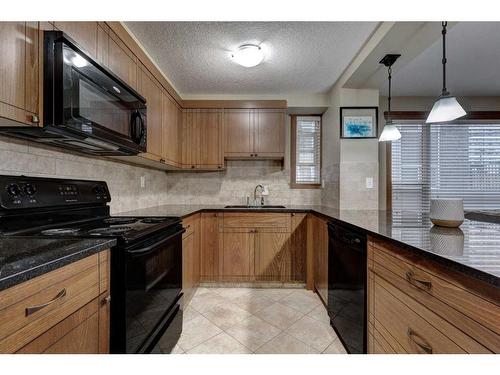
top-left (254, 184), bottom-right (265, 207)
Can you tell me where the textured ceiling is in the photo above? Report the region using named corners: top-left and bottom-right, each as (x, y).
top-left (125, 22), bottom-right (378, 96)
top-left (381, 22), bottom-right (500, 97)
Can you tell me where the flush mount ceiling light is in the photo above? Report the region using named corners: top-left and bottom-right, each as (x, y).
top-left (231, 44), bottom-right (264, 67)
top-left (426, 22), bottom-right (466, 123)
top-left (379, 54), bottom-right (402, 142)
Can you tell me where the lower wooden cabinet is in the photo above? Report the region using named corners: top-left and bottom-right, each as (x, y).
top-left (199, 212), bottom-right (307, 284)
top-left (0, 250), bottom-right (111, 354)
top-left (182, 214), bottom-right (200, 305)
top-left (367, 238), bottom-right (499, 354)
top-left (311, 215), bottom-right (328, 304)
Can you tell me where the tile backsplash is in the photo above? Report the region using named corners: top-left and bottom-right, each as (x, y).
top-left (164, 160), bottom-right (321, 206)
top-left (0, 136), bottom-right (169, 214)
top-left (0, 137), bottom-right (321, 213)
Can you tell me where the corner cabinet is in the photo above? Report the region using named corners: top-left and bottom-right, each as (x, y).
top-left (0, 251), bottom-right (111, 354)
top-left (182, 214), bottom-right (200, 306)
top-left (182, 109), bottom-right (224, 170)
top-left (0, 22), bottom-right (40, 126)
top-left (311, 215), bottom-right (328, 304)
top-left (224, 109), bottom-right (285, 159)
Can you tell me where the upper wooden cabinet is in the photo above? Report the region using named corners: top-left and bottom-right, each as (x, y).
top-left (53, 22), bottom-right (98, 58)
top-left (0, 22), bottom-right (40, 126)
top-left (107, 30), bottom-right (137, 90)
top-left (224, 109), bottom-right (285, 159)
top-left (138, 64), bottom-right (162, 158)
top-left (182, 109), bottom-right (223, 170)
top-left (161, 93), bottom-right (182, 166)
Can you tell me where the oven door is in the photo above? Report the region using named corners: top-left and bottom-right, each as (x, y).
top-left (44, 31), bottom-right (147, 155)
top-left (123, 227), bottom-right (184, 354)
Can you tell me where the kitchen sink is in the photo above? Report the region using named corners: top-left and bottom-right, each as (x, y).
top-left (224, 205), bottom-right (286, 209)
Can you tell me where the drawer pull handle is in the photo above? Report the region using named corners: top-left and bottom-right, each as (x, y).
top-left (407, 328), bottom-right (433, 354)
top-left (405, 271), bottom-right (432, 291)
top-left (25, 289), bottom-right (66, 316)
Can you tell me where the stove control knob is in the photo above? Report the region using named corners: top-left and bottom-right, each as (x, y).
top-left (23, 183), bottom-right (37, 196)
top-left (93, 185), bottom-right (106, 196)
top-left (6, 183), bottom-right (21, 197)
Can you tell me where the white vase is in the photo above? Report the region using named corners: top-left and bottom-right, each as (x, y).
top-left (430, 198), bottom-right (464, 227)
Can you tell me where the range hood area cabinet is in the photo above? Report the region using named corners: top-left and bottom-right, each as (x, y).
top-left (0, 22), bottom-right (41, 127)
top-left (224, 109), bottom-right (285, 160)
top-left (182, 109), bottom-right (224, 170)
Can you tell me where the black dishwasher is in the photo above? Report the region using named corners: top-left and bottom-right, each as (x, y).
top-left (327, 221), bottom-right (367, 354)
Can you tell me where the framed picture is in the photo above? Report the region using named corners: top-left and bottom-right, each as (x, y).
top-left (340, 107), bottom-right (378, 139)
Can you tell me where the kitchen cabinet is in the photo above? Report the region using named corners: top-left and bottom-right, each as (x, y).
top-left (311, 215), bottom-right (328, 304)
top-left (0, 251), bottom-right (111, 353)
top-left (224, 109), bottom-right (285, 159)
top-left (182, 109), bottom-right (223, 170)
top-left (254, 230), bottom-right (290, 281)
top-left (138, 64), bottom-right (163, 158)
top-left (161, 93), bottom-right (183, 166)
top-left (220, 228), bottom-right (255, 280)
top-left (107, 30), bottom-right (137, 90)
top-left (200, 212), bottom-right (220, 281)
top-left (367, 238), bottom-right (499, 354)
top-left (290, 213), bottom-right (307, 282)
top-left (182, 214), bottom-right (200, 305)
top-left (53, 22), bottom-right (98, 58)
top-left (0, 22), bottom-right (40, 126)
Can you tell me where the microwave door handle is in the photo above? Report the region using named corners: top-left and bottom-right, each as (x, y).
top-left (130, 111), bottom-right (144, 144)
top-left (126, 229), bottom-right (185, 257)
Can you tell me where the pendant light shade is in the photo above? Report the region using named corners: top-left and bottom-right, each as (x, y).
top-left (426, 95), bottom-right (466, 123)
top-left (378, 54), bottom-right (401, 142)
top-left (379, 122), bottom-right (401, 142)
top-left (426, 22), bottom-right (466, 123)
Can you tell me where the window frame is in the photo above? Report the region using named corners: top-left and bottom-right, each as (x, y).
top-left (290, 114), bottom-right (322, 189)
top-left (385, 110), bottom-right (500, 210)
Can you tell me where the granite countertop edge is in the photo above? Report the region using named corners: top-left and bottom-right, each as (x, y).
top-left (119, 204), bottom-right (500, 288)
top-left (0, 238), bottom-right (116, 292)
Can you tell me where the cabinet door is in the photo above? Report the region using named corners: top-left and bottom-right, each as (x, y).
top-left (221, 229), bottom-right (254, 280)
top-left (313, 216), bottom-right (328, 304)
top-left (224, 109), bottom-right (253, 157)
top-left (181, 110), bottom-right (197, 169)
top-left (290, 213), bottom-right (307, 282)
top-left (182, 230), bottom-right (195, 304)
top-left (0, 22), bottom-right (39, 125)
top-left (200, 212), bottom-right (220, 281)
top-left (254, 230), bottom-right (290, 282)
top-left (161, 93), bottom-right (181, 166)
top-left (96, 24), bottom-right (108, 67)
top-left (53, 22), bottom-right (97, 58)
top-left (107, 31), bottom-right (137, 90)
top-left (138, 65), bottom-right (162, 157)
top-left (196, 110), bottom-right (223, 168)
top-left (255, 109), bottom-right (285, 157)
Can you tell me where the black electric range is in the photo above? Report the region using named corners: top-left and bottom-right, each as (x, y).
top-left (0, 175), bottom-right (184, 354)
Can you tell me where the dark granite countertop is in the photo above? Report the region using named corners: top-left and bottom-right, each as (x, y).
top-left (0, 237), bottom-right (116, 291)
top-left (120, 205), bottom-right (500, 287)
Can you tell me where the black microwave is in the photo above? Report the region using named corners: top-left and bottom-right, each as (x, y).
top-left (0, 31), bottom-right (147, 156)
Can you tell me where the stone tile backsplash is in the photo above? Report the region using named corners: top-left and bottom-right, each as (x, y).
top-left (0, 136), bottom-right (169, 214)
top-left (0, 137), bottom-right (321, 213)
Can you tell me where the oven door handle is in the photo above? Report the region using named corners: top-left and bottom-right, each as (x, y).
top-left (126, 229), bottom-right (185, 257)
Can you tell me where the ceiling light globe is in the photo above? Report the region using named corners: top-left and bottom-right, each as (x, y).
top-left (231, 44), bottom-right (264, 67)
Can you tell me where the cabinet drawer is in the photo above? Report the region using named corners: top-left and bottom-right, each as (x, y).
top-left (369, 240), bottom-right (500, 351)
top-left (222, 213), bottom-right (290, 231)
top-left (373, 274), bottom-right (490, 353)
top-left (0, 255), bottom-right (100, 353)
top-left (16, 299), bottom-right (99, 353)
top-left (182, 214), bottom-right (198, 239)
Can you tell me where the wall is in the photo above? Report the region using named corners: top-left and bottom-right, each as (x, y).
top-left (378, 96), bottom-right (500, 209)
top-left (0, 136), bottom-right (169, 214)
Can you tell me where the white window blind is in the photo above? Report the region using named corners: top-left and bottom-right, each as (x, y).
top-left (392, 122), bottom-right (500, 211)
top-left (295, 116), bottom-right (321, 184)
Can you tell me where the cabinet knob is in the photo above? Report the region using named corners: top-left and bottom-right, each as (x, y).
top-left (102, 295), bottom-right (111, 305)
top-left (191, 165), bottom-right (195, 169)
top-left (254, 154), bottom-right (258, 157)
top-left (160, 158), bottom-right (166, 164)
top-left (31, 114), bottom-right (40, 124)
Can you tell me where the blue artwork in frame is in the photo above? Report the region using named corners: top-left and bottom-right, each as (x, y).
top-left (340, 107), bottom-right (378, 139)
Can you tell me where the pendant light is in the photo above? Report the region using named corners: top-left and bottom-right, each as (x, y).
top-left (379, 54), bottom-right (401, 142)
top-left (426, 22), bottom-right (466, 123)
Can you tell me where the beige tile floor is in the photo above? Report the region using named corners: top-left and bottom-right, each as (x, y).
top-left (171, 287), bottom-right (347, 354)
